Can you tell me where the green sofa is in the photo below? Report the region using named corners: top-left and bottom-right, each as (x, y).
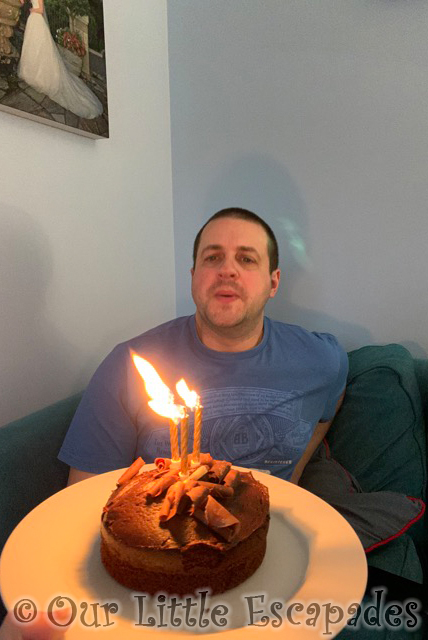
top-left (0, 344), bottom-right (426, 637)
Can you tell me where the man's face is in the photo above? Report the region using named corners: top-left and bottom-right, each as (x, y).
top-left (191, 217), bottom-right (280, 334)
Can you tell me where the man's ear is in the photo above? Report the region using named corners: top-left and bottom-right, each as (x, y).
top-left (269, 268), bottom-right (281, 298)
top-left (190, 267), bottom-right (195, 277)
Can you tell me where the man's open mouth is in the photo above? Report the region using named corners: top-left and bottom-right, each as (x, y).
top-left (214, 290), bottom-right (240, 300)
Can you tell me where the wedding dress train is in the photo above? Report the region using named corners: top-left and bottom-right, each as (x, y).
top-left (18, 6), bottom-right (103, 119)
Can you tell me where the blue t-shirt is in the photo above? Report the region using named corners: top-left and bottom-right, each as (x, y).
top-left (58, 316), bottom-right (348, 480)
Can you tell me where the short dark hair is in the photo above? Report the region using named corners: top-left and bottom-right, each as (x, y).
top-left (192, 207), bottom-right (279, 272)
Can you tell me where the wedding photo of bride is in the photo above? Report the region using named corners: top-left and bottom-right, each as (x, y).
top-left (0, 0), bottom-right (108, 138)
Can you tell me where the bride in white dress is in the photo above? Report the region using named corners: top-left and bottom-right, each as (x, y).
top-left (18, 0), bottom-right (103, 119)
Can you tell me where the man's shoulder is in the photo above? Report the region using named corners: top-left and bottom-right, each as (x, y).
top-left (87, 316), bottom-right (195, 388)
top-left (267, 318), bottom-right (344, 356)
top-left (267, 318), bottom-right (348, 383)
top-left (117, 316), bottom-right (193, 351)
top-left (94, 316), bottom-right (193, 371)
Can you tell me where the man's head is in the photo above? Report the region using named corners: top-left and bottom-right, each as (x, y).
top-left (191, 208), bottom-right (280, 349)
top-left (193, 208), bottom-right (279, 273)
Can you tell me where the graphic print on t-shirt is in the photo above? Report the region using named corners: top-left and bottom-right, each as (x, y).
top-left (141, 386), bottom-right (314, 480)
top-left (202, 387), bottom-right (312, 477)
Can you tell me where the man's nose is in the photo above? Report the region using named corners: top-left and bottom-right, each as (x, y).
top-left (218, 256), bottom-right (238, 278)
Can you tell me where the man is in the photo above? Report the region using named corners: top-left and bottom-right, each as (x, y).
top-left (59, 208), bottom-right (347, 486)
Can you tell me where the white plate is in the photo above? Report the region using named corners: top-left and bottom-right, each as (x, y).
top-left (0, 467), bottom-right (367, 639)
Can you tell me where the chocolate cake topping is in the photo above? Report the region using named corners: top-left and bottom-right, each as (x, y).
top-left (101, 463), bottom-right (269, 551)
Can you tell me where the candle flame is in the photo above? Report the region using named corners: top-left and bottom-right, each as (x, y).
top-left (132, 353), bottom-right (186, 423)
top-left (176, 378), bottom-right (200, 410)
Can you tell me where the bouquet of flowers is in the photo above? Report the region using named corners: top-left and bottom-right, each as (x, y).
top-left (56, 27), bottom-right (86, 58)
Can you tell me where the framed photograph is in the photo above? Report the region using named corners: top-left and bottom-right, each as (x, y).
top-left (0, 0), bottom-right (108, 139)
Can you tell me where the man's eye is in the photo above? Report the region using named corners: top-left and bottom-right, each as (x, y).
top-left (240, 255), bottom-right (255, 264)
top-left (204, 254), bottom-right (219, 262)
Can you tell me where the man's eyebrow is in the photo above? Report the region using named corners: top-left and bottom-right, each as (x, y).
top-left (238, 246), bottom-right (260, 256)
top-left (201, 244), bottom-right (223, 254)
top-left (201, 244), bottom-right (261, 258)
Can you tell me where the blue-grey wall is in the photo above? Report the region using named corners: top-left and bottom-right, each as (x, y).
top-left (168, 0), bottom-right (428, 356)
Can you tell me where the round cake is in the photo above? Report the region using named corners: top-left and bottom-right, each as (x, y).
top-left (100, 455), bottom-right (269, 595)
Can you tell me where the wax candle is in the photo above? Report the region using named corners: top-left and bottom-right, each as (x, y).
top-left (175, 379), bottom-right (203, 467)
top-left (180, 414), bottom-right (189, 476)
top-left (168, 418), bottom-right (180, 462)
top-left (192, 403), bottom-right (203, 464)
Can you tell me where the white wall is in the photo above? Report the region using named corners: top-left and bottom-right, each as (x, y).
top-left (169, 0), bottom-right (428, 358)
top-left (0, 1), bottom-right (175, 426)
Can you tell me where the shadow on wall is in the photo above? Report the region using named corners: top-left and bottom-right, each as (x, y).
top-left (172, 153), bottom-right (425, 357)
top-left (0, 206), bottom-right (80, 426)
top-left (195, 153), bottom-right (371, 348)
top-left (204, 153), bottom-right (310, 285)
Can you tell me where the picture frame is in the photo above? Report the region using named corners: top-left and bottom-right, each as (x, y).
top-left (0, 0), bottom-right (108, 139)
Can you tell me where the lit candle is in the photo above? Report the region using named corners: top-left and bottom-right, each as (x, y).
top-left (168, 419), bottom-right (180, 462)
top-left (176, 379), bottom-right (202, 466)
top-left (192, 402), bottom-right (203, 465)
top-left (180, 413), bottom-right (189, 476)
top-left (132, 353), bottom-right (185, 462)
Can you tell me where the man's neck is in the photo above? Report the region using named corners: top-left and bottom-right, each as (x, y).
top-left (194, 313), bottom-right (265, 352)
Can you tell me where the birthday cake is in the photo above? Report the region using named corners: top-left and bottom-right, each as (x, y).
top-left (100, 455), bottom-right (269, 595)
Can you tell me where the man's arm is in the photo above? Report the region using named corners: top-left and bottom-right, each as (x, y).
top-left (67, 467), bottom-right (97, 486)
top-left (289, 391), bottom-right (345, 484)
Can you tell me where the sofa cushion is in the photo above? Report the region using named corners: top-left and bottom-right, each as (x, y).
top-left (299, 441), bottom-right (425, 554)
top-left (0, 393), bottom-right (82, 555)
top-left (367, 534), bottom-right (424, 584)
top-left (327, 344), bottom-right (426, 499)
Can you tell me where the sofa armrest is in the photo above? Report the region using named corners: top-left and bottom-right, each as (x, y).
top-left (0, 393), bottom-right (82, 554)
top-left (414, 359), bottom-right (428, 425)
